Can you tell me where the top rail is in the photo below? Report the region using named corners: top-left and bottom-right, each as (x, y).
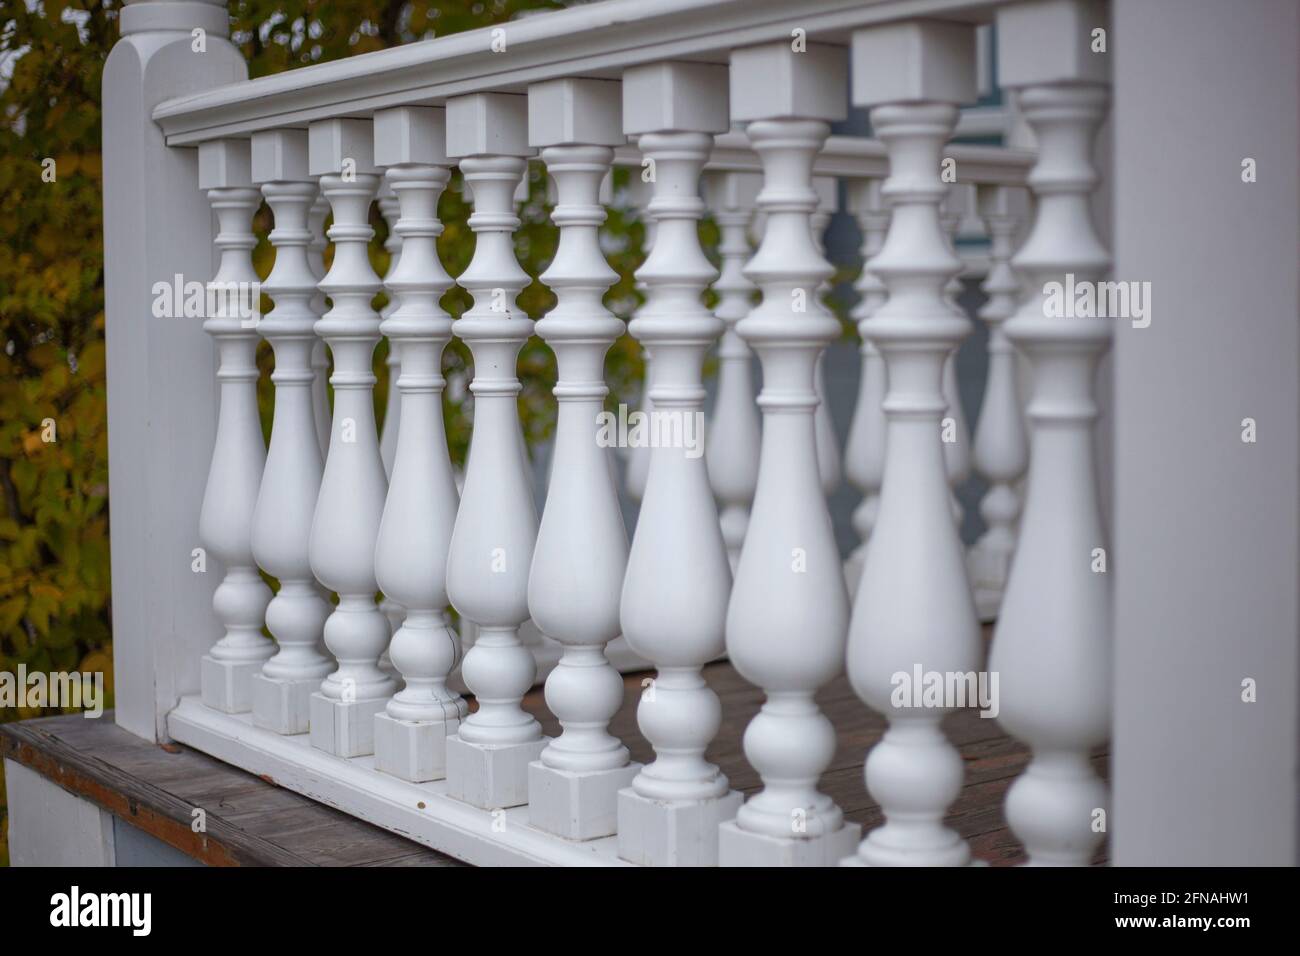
top-left (153, 0), bottom-right (1004, 145)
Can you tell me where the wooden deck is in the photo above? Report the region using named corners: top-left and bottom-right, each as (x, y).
top-left (1, 641), bottom-right (1108, 866)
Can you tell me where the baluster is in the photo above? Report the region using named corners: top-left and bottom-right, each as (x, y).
top-left (940, 185), bottom-right (973, 524)
top-left (989, 0), bottom-right (1112, 865)
top-left (703, 170), bottom-right (762, 572)
top-left (377, 182), bottom-right (403, 478)
top-left (443, 93), bottom-right (547, 809)
top-left (525, 77), bottom-right (639, 840)
top-left (810, 175), bottom-right (842, 496)
top-left (247, 130), bottom-right (333, 733)
top-left (624, 170), bottom-right (656, 505)
top-left (306, 118), bottom-right (395, 757)
top-left (846, 20), bottom-right (980, 866)
top-left (843, 177), bottom-right (891, 594)
top-left (719, 42), bottom-right (860, 867)
top-left (615, 63), bottom-right (741, 866)
top-left (367, 107), bottom-right (466, 782)
top-left (196, 139), bottom-right (273, 714)
top-left (307, 193), bottom-right (332, 458)
top-left (968, 184), bottom-right (1029, 621)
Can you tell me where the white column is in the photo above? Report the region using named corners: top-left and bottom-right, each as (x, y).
top-left (307, 193), bottom-right (332, 458)
top-left (940, 185), bottom-right (973, 525)
top-left (247, 130), bottom-right (334, 734)
top-left (443, 93), bottom-right (548, 810)
top-left (810, 175), bottom-right (843, 497)
top-left (846, 21), bottom-right (980, 867)
top-left (377, 182), bottom-right (403, 479)
top-left (525, 77), bottom-right (639, 841)
top-left (196, 139), bottom-right (273, 714)
top-left (843, 176), bottom-right (890, 595)
top-left (615, 62), bottom-right (742, 866)
top-left (307, 118), bottom-right (395, 757)
top-left (718, 42), bottom-right (860, 867)
top-left (968, 184), bottom-right (1029, 621)
top-left (989, 0), bottom-right (1112, 865)
top-left (703, 170), bottom-right (762, 573)
top-left (368, 107), bottom-right (466, 782)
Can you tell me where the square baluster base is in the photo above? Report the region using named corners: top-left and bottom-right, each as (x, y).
top-left (250, 673), bottom-right (319, 735)
top-left (528, 761), bottom-right (642, 842)
top-left (374, 712), bottom-right (459, 783)
top-left (200, 656), bottom-right (262, 714)
top-left (445, 735), bottom-right (548, 810)
top-left (617, 787), bottom-right (743, 866)
top-left (718, 819), bottom-right (862, 867)
top-left (309, 693), bottom-right (386, 758)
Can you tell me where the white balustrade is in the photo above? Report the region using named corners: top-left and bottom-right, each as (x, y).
top-left (615, 62), bottom-right (741, 866)
top-left (846, 20), bottom-right (980, 866)
top-left (369, 107), bottom-right (467, 782)
top-left (525, 77), bottom-right (639, 841)
top-left (443, 92), bottom-right (547, 810)
top-left (307, 118), bottom-right (396, 757)
top-left (196, 139), bottom-right (273, 714)
top-left (703, 170), bottom-right (762, 572)
top-left (843, 176), bottom-right (891, 594)
top-left (810, 175), bottom-right (843, 497)
top-left (989, 0), bottom-right (1112, 865)
top-left (719, 42), bottom-right (860, 867)
top-left (968, 183), bottom-right (1028, 620)
top-left (307, 193), bottom-right (332, 457)
top-left (247, 129), bottom-right (334, 734)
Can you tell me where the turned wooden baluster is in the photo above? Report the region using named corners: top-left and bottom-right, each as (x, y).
top-left (443, 92), bottom-right (547, 810)
top-left (247, 130), bottom-right (333, 734)
top-left (377, 181), bottom-right (403, 479)
top-left (703, 170), bottom-right (762, 573)
top-left (306, 118), bottom-right (395, 758)
top-left (810, 175), bottom-right (843, 497)
top-left (196, 139), bottom-right (273, 714)
top-left (846, 20), bottom-right (980, 866)
top-left (526, 77), bottom-right (639, 841)
top-left (719, 42), bottom-right (860, 867)
top-left (843, 177), bottom-right (891, 595)
top-left (615, 62), bottom-right (741, 867)
top-left (990, 0), bottom-right (1112, 865)
top-left (369, 107), bottom-right (466, 782)
top-left (969, 184), bottom-right (1029, 621)
top-left (624, 170), bottom-right (656, 505)
top-left (940, 184), bottom-right (973, 525)
top-left (307, 193), bottom-right (332, 458)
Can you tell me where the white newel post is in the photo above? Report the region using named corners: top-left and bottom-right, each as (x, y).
top-left (703, 170), bottom-right (762, 572)
top-left (196, 139), bottom-right (274, 714)
top-left (307, 118), bottom-right (395, 757)
top-left (989, 0), bottom-right (1111, 866)
top-left (810, 175), bottom-right (843, 497)
top-left (307, 193), bottom-right (332, 457)
top-left (719, 42), bottom-right (860, 867)
top-left (846, 20), bottom-right (980, 867)
top-left (248, 129), bottom-right (334, 734)
top-left (615, 63), bottom-right (742, 866)
top-left (443, 93), bottom-right (547, 810)
top-left (368, 107), bottom-right (467, 782)
top-left (939, 186), bottom-right (972, 524)
top-left (968, 183), bottom-right (1028, 621)
top-left (525, 77), bottom-right (640, 841)
top-left (843, 177), bottom-right (890, 594)
top-left (103, 0), bottom-right (245, 742)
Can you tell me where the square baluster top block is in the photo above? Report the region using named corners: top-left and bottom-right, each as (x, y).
top-left (374, 106), bottom-right (449, 168)
top-left (622, 62), bottom-right (729, 135)
top-left (852, 20), bottom-right (977, 108)
top-left (308, 118), bottom-right (377, 178)
top-left (198, 139), bottom-right (252, 190)
top-left (250, 129), bottom-right (310, 185)
top-left (996, 0), bottom-right (1109, 87)
top-left (528, 78), bottom-right (625, 148)
top-left (729, 42), bottom-right (847, 123)
top-left (703, 170), bottom-right (762, 214)
top-left (445, 93), bottom-right (534, 159)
